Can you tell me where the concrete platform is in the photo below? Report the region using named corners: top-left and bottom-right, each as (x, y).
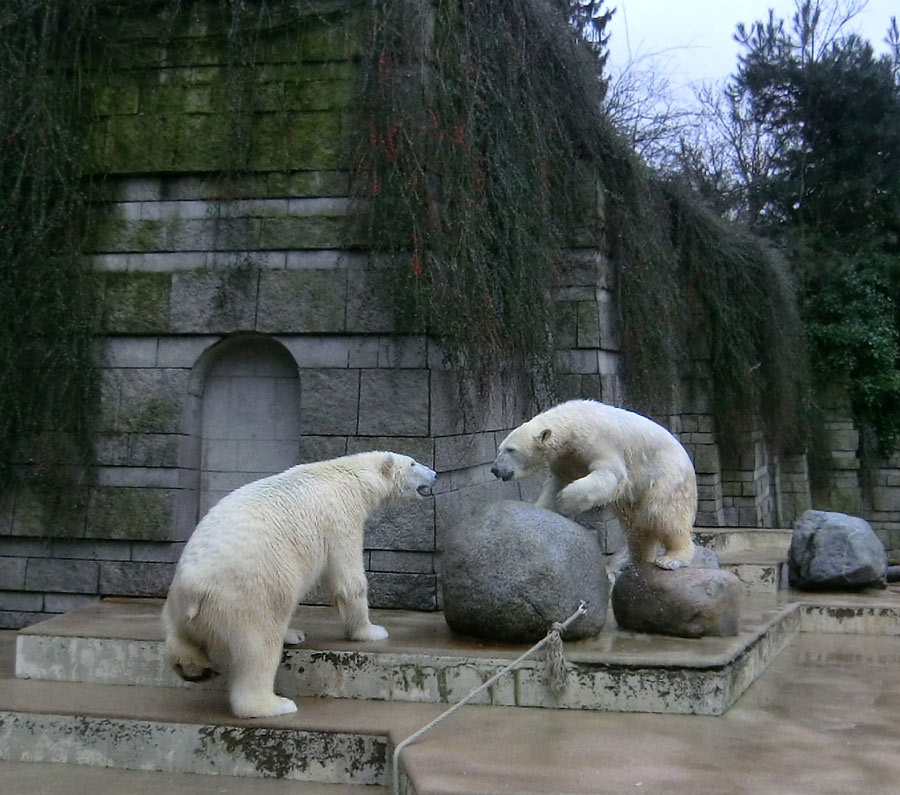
top-left (694, 526), bottom-right (792, 555)
top-left (16, 597), bottom-right (802, 715)
top-left (2, 585), bottom-right (900, 793)
top-left (718, 550), bottom-right (789, 594)
top-left (695, 526), bottom-right (792, 594)
top-left (0, 676), bottom-right (431, 787)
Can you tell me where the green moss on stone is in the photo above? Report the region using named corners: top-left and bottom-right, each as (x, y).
top-left (12, 484), bottom-right (88, 539)
top-left (101, 272), bottom-right (171, 334)
top-left (94, 77), bottom-right (140, 116)
top-left (104, 114), bottom-right (177, 173)
top-left (256, 269), bottom-right (347, 333)
top-left (258, 215), bottom-right (351, 249)
top-left (173, 113), bottom-right (233, 172)
top-left (554, 303), bottom-right (578, 349)
top-left (169, 267), bottom-right (259, 333)
top-left (576, 301), bottom-right (601, 349)
top-left (87, 486), bottom-right (177, 541)
top-left (119, 396), bottom-right (181, 434)
top-left (250, 112), bottom-right (342, 171)
top-left (131, 220), bottom-right (167, 253)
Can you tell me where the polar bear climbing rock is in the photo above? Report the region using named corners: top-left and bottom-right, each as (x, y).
top-left (162, 452), bottom-right (436, 719)
top-left (491, 400), bottom-right (696, 570)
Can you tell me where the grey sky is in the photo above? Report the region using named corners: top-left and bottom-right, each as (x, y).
top-left (606, 0), bottom-right (897, 89)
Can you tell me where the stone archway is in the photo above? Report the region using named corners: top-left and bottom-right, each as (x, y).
top-left (198, 335), bottom-right (300, 517)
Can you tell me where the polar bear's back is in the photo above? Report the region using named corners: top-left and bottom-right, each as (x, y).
top-left (538, 400), bottom-right (685, 457)
top-left (174, 453), bottom-right (390, 585)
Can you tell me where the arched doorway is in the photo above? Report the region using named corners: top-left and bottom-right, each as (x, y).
top-left (198, 336), bottom-right (300, 517)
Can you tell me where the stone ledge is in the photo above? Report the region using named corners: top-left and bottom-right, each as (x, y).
top-left (15, 597), bottom-right (802, 716)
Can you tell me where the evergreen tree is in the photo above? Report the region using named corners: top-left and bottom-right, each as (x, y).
top-left (731, 1), bottom-right (900, 453)
top-left (735, 15), bottom-right (900, 251)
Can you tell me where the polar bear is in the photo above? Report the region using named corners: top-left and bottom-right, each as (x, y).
top-left (491, 400), bottom-right (696, 570)
top-left (162, 451), bottom-right (436, 719)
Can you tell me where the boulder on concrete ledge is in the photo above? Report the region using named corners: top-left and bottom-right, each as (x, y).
top-left (611, 563), bottom-right (742, 638)
top-left (789, 509), bottom-right (887, 590)
top-left (441, 500), bottom-right (608, 643)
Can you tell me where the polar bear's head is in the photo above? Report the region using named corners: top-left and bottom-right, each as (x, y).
top-left (381, 453), bottom-right (437, 500)
top-left (490, 421), bottom-right (552, 481)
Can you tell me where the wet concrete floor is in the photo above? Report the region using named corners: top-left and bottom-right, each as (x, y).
top-left (2, 628), bottom-right (899, 794)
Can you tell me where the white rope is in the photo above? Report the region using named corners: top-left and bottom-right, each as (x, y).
top-left (390, 600), bottom-right (587, 794)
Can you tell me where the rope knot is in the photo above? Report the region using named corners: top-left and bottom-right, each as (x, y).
top-left (543, 627), bottom-right (567, 694)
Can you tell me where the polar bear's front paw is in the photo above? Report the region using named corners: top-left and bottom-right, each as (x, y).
top-left (232, 694), bottom-right (298, 719)
top-left (283, 628), bottom-right (306, 646)
top-left (349, 623), bottom-right (389, 642)
top-left (555, 483), bottom-right (595, 517)
top-left (654, 556), bottom-right (688, 570)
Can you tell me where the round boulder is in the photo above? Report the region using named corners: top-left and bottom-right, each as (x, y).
top-left (611, 563), bottom-right (742, 638)
top-left (441, 500), bottom-right (608, 643)
top-left (789, 509), bottom-right (887, 590)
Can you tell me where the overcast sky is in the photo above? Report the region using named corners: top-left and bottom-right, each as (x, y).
top-left (606, 0), bottom-right (898, 90)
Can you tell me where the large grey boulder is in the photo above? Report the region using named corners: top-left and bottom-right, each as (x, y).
top-left (611, 563), bottom-right (742, 638)
top-left (441, 500), bottom-right (608, 643)
top-left (789, 509), bottom-right (887, 590)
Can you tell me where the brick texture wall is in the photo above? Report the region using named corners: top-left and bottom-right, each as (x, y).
top-left (2, 1), bottom-right (896, 627)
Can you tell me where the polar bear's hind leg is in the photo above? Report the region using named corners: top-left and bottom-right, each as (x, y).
top-left (167, 630), bottom-right (219, 682)
top-left (654, 536), bottom-right (695, 570)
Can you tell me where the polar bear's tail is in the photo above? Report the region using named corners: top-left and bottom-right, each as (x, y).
top-left (167, 629), bottom-right (219, 683)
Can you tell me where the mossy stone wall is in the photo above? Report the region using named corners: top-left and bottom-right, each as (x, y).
top-left (3, 1), bottom-right (894, 630)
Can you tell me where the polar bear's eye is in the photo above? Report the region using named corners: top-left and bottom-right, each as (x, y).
top-left (506, 447), bottom-right (516, 455)
top-left (409, 461), bottom-right (415, 467)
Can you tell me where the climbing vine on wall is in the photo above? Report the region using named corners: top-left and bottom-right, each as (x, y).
top-left (0, 0), bottom-right (352, 492)
top-left (1, 0), bottom-right (810, 501)
top-left (356, 0), bottom-right (611, 399)
top-left (356, 0), bottom-right (807, 449)
top-left (660, 178), bottom-right (808, 450)
top-left (0, 1), bottom-right (101, 490)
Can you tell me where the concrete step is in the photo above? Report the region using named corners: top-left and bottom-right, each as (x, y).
top-left (0, 759), bottom-right (381, 795)
top-left (3, 761), bottom-right (379, 795)
top-left (6, 622), bottom-right (900, 794)
top-left (6, 588), bottom-right (900, 794)
top-left (718, 549), bottom-right (789, 595)
top-left (0, 675), bottom-right (426, 788)
top-left (16, 598), bottom-right (800, 716)
top-left (694, 526), bottom-right (792, 555)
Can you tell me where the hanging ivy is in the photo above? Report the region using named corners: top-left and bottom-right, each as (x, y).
top-left (355, 0), bottom-right (807, 446)
top-left (355, 0), bottom-right (614, 400)
top-left (0, 1), bottom-right (102, 491)
top-left (1, 0), bottom-right (810, 502)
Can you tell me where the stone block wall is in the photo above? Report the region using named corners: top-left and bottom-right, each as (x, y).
top-left (811, 387), bottom-right (899, 562)
top-left (3, 0), bottom-right (897, 627)
top-left (720, 429), bottom-right (776, 527)
top-left (868, 450), bottom-right (900, 562)
top-left (0, 1), bottom-right (565, 627)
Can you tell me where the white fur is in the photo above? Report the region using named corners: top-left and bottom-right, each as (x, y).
top-left (492, 400), bottom-right (696, 569)
top-left (162, 451), bottom-right (436, 718)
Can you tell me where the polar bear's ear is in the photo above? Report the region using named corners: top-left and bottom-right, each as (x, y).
top-left (380, 454), bottom-right (395, 478)
top-left (536, 428), bottom-right (552, 444)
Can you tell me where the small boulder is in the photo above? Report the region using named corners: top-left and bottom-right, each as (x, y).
top-left (441, 500), bottom-right (608, 643)
top-left (611, 563), bottom-right (741, 638)
top-left (789, 510), bottom-right (887, 590)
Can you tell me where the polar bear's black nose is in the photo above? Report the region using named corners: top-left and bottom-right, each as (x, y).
top-left (490, 465), bottom-right (500, 478)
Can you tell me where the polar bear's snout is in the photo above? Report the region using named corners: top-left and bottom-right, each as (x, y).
top-left (490, 453), bottom-right (515, 481)
top-left (412, 462), bottom-right (437, 497)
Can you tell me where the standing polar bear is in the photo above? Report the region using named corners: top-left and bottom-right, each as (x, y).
top-left (163, 451), bottom-right (436, 719)
top-left (491, 400), bottom-right (696, 570)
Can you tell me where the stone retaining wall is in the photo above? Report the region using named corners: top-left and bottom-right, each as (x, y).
top-left (1, 0), bottom-right (896, 627)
